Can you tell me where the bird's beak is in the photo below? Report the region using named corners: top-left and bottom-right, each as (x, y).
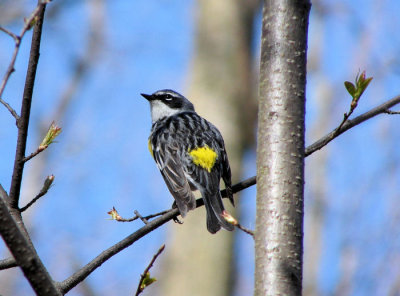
top-left (141, 93), bottom-right (153, 101)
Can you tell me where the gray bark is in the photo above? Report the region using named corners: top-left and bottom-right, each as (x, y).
top-left (255, 1), bottom-right (310, 295)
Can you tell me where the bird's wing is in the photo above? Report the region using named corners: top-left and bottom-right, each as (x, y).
top-left (153, 143), bottom-right (196, 217)
top-left (220, 144), bottom-right (234, 206)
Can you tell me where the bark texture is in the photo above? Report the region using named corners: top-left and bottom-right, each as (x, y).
top-left (255, 1), bottom-right (310, 295)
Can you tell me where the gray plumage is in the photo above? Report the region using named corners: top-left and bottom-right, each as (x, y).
top-left (141, 89), bottom-right (234, 233)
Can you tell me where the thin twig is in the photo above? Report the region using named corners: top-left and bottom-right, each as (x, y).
top-left (22, 147), bottom-right (45, 162)
top-left (135, 244), bottom-right (165, 296)
top-left (333, 107), bottom-right (354, 137)
top-left (108, 207), bottom-right (140, 222)
top-left (117, 215), bottom-right (139, 222)
top-left (0, 97), bottom-right (19, 120)
top-left (384, 109), bottom-right (400, 115)
top-left (19, 191), bottom-right (46, 212)
top-left (305, 95), bottom-right (400, 157)
top-left (235, 223), bottom-right (254, 237)
top-left (134, 210), bottom-right (149, 224)
top-left (20, 175), bottom-right (54, 212)
top-left (0, 3), bottom-right (47, 111)
top-left (0, 26), bottom-right (19, 41)
top-left (143, 209), bottom-right (171, 220)
top-left (0, 257), bottom-right (17, 270)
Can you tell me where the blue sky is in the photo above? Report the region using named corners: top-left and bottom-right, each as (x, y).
top-left (1, 1), bottom-right (400, 295)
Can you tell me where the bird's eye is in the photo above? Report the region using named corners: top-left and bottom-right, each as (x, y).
top-left (165, 95), bottom-right (172, 101)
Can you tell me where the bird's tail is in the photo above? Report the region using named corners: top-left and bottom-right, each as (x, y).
top-left (203, 190), bottom-right (234, 234)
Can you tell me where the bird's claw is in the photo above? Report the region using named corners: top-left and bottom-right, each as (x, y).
top-left (173, 216), bottom-right (183, 224)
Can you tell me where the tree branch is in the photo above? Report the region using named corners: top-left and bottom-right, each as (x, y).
top-left (57, 209), bottom-right (179, 294)
top-left (20, 175), bottom-right (54, 212)
top-left (305, 94), bottom-right (400, 156)
top-left (0, 97), bottom-right (19, 120)
top-left (0, 194), bottom-right (61, 295)
top-left (0, 257), bottom-right (17, 270)
top-left (0, 1), bottom-right (49, 121)
top-left (219, 94), bottom-right (400, 194)
top-left (384, 109), bottom-right (400, 115)
top-left (58, 171), bottom-right (263, 294)
top-left (135, 244), bottom-right (165, 296)
top-left (8, 1), bottom-right (47, 209)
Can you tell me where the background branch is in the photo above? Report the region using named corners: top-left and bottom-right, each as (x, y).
top-left (8, 1), bottom-right (47, 209)
top-left (305, 94), bottom-right (400, 156)
top-left (0, 97), bottom-right (19, 120)
top-left (57, 209), bottom-right (178, 294)
top-left (135, 244), bottom-right (165, 296)
top-left (0, 195), bottom-right (61, 295)
top-left (0, 1), bottom-right (49, 118)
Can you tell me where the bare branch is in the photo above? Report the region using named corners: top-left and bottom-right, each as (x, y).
top-left (0, 2), bottom-right (49, 116)
top-left (57, 209), bottom-right (178, 294)
top-left (135, 244), bottom-right (165, 296)
top-left (143, 209), bottom-right (171, 220)
top-left (214, 94), bottom-right (400, 204)
top-left (8, 1), bottom-right (48, 209)
top-left (0, 195), bottom-right (61, 295)
top-left (0, 26), bottom-right (19, 41)
top-left (22, 147), bottom-right (44, 162)
top-left (134, 210), bottom-right (149, 225)
top-left (384, 109), bottom-right (400, 115)
top-left (235, 223), bottom-right (254, 237)
top-left (0, 97), bottom-right (19, 120)
top-left (305, 94), bottom-right (400, 156)
top-left (60, 175), bottom-right (258, 294)
top-left (20, 175), bottom-right (54, 212)
top-left (0, 257), bottom-right (17, 270)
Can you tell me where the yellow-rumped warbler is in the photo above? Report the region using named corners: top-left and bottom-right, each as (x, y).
top-left (141, 89), bottom-right (235, 233)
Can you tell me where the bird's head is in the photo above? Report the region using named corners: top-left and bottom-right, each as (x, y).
top-left (141, 89), bottom-right (195, 123)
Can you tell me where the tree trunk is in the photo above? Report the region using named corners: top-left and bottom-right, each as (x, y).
top-left (160, 1), bottom-right (257, 295)
top-left (255, 1), bottom-right (310, 295)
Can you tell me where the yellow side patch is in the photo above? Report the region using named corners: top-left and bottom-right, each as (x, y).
top-left (148, 139), bottom-right (154, 158)
top-left (189, 146), bottom-right (217, 172)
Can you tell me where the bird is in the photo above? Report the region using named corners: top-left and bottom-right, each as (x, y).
top-left (141, 89), bottom-right (235, 233)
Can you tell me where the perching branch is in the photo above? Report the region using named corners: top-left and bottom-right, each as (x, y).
top-left (135, 244), bottom-right (165, 296)
top-left (57, 164), bottom-right (290, 293)
top-left (57, 209), bottom-right (178, 294)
